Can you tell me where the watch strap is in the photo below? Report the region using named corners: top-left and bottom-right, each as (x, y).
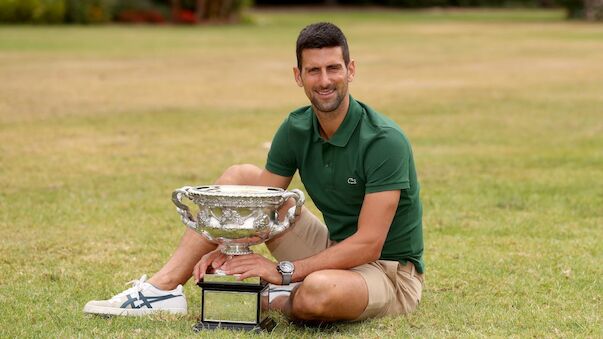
top-left (277, 261), bottom-right (294, 285)
top-left (281, 272), bottom-right (292, 285)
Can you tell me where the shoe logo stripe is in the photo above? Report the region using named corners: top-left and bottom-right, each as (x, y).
top-left (120, 292), bottom-right (181, 309)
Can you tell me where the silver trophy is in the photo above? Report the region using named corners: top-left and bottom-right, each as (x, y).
top-left (171, 185), bottom-right (305, 332)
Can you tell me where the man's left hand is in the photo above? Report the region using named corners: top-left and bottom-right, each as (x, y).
top-left (221, 254), bottom-right (282, 284)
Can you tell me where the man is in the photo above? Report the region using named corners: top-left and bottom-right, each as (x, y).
top-left (84, 22), bottom-right (424, 322)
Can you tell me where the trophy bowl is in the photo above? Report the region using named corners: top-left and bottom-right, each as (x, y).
top-left (172, 185), bottom-right (305, 255)
top-left (172, 185), bottom-right (305, 332)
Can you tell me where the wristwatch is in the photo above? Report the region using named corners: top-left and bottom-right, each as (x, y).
top-left (277, 261), bottom-right (295, 285)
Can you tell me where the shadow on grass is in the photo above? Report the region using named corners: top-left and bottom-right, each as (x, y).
top-left (269, 311), bottom-right (383, 336)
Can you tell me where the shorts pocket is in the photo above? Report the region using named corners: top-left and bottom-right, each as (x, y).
top-left (380, 260), bottom-right (400, 283)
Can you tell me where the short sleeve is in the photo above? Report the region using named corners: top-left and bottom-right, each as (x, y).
top-left (364, 128), bottom-right (411, 193)
top-left (265, 118), bottom-right (297, 177)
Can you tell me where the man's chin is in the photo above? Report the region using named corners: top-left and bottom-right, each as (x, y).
top-left (312, 99), bottom-right (340, 113)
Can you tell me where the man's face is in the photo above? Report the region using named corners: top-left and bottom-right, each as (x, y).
top-left (294, 47), bottom-right (355, 114)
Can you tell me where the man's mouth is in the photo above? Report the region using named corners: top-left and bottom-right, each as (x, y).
top-left (316, 88), bottom-right (335, 97)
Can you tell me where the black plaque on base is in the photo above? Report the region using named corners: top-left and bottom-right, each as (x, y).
top-left (194, 274), bottom-right (275, 332)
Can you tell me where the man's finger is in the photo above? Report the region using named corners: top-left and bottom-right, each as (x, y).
top-left (196, 250), bottom-right (218, 282)
top-left (211, 253), bottom-right (229, 268)
top-left (237, 271), bottom-right (253, 280)
top-left (225, 253), bottom-right (258, 264)
top-left (225, 263), bottom-right (257, 275)
top-left (193, 263), bottom-right (200, 283)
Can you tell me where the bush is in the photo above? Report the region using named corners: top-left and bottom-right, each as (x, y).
top-left (560, 0), bottom-right (603, 20)
top-left (113, 0), bottom-right (169, 23)
top-left (65, 0), bottom-right (116, 23)
top-left (0, 0), bottom-right (66, 23)
top-left (42, 0), bottom-right (66, 22)
top-left (0, 0), bottom-right (253, 24)
top-left (560, 0), bottom-right (584, 17)
top-left (0, 0), bottom-right (18, 22)
top-left (258, 0), bottom-right (560, 7)
top-left (160, 0), bottom-right (253, 23)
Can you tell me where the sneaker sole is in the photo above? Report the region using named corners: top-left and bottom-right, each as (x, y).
top-left (83, 305), bottom-right (187, 316)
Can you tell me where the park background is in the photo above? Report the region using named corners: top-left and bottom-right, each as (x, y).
top-left (1, 1), bottom-right (602, 338)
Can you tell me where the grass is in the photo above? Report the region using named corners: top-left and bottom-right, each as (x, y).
top-left (1, 7), bottom-right (602, 338)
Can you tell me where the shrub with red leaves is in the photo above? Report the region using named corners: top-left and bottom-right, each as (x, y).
top-left (176, 10), bottom-right (197, 24)
top-left (116, 10), bottom-right (166, 23)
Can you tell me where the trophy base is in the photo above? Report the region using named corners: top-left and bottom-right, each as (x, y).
top-left (192, 317), bottom-right (276, 333)
top-left (195, 274), bottom-right (273, 332)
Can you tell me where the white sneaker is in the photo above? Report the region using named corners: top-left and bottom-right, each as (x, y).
top-left (83, 275), bottom-right (187, 316)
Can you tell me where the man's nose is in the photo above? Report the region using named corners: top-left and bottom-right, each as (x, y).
top-left (319, 69), bottom-right (331, 87)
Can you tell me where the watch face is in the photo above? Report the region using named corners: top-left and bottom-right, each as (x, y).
top-left (279, 262), bottom-right (294, 273)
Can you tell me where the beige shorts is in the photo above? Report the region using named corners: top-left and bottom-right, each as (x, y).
top-left (266, 209), bottom-right (424, 320)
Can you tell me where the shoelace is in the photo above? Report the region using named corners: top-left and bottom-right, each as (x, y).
top-left (111, 275), bottom-right (148, 301)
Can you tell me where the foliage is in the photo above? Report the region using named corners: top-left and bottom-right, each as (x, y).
top-left (165, 0), bottom-right (254, 23)
top-left (0, 0), bottom-right (252, 23)
top-left (0, 0), bottom-right (66, 23)
top-left (257, 0), bottom-right (561, 7)
top-left (560, 0), bottom-right (584, 17)
top-left (64, 0), bottom-right (117, 23)
top-left (586, 0), bottom-right (603, 19)
top-left (562, 0), bottom-right (603, 19)
top-left (113, 0), bottom-right (170, 23)
top-left (0, 0), bottom-right (118, 24)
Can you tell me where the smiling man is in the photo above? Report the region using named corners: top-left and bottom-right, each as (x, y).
top-left (84, 22), bottom-right (424, 323)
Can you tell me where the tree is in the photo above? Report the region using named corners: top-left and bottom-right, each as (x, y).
top-left (584, 0), bottom-right (603, 20)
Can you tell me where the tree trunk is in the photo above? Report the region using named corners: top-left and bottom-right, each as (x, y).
top-left (584, 0), bottom-right (603, 20)
top-left (170, 0), bottom-right (180, 23)
top-left (220, 0), bottom-right (234, 21)
top-left (196, 0), bottom-right (206, 22)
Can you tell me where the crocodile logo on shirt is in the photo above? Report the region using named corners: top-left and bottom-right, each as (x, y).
top-left (347, 177), bottom-right (357, 185)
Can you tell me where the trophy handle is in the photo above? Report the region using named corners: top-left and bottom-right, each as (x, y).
top-left (171, 186), bottom-right (197, 229)
top-left (271, 189), bottom-right (305, 237)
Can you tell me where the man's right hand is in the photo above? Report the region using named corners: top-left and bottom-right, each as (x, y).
top-left (193, 247), bottom-right (230, 283)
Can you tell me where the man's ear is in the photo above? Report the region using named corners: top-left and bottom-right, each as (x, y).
top-left (293, 67), bottom-right (303, 87)
top-left (347, 59), bottom-right (356, 82)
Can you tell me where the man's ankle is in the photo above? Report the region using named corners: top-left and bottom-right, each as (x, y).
top-left (147, 275), bottom-right (182, 291)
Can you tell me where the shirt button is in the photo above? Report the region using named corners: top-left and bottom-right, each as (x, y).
top-left (325, 164), bottom-right (329, 167)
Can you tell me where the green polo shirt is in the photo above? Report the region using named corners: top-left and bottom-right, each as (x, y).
top-left (266, 96), bottom-right (424, 273)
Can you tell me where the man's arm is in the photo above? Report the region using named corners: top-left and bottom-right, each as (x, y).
top-left (217, 164), bottom-right (292, 189)
top-left (290, 190), bottom-right (400, 281)
top-left (257, 168), bottom-right (293, 190)
top-left (220, 189), bottom-right (400, 284)
top-left (293, 190), bottom-right (400, 281)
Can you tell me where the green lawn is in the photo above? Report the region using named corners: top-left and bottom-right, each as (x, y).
top-left (1, 8), bottom-right (602, 338)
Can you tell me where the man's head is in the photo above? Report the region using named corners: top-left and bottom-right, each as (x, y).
top-left (296, 22), bottom-right (350, 71)
top-left (294, 22), bottom-right (355, 115)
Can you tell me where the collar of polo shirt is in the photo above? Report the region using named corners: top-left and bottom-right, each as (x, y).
top-left (311, 95), bottom-right (363, 147)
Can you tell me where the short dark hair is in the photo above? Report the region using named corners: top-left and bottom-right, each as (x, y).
top-left (296, 22), bottom-right (350, 70)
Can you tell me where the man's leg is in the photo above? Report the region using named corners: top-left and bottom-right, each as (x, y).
top-left (267, 209), bottom-right (423, 322)
top-left (266, 210), bottom-right (368, 320)
top-left (296, 262), bottom-right (424, 321)
top-left (272, 261), bottom-right (423, 322)
top-left (280, 270), bottom-right (369, 321)
top-left (84, 164), bottom-right (266, 316)
top-left (146, 229), bottom-right (216, 290)
top-left (149, 164), bottom-right (264, 289)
